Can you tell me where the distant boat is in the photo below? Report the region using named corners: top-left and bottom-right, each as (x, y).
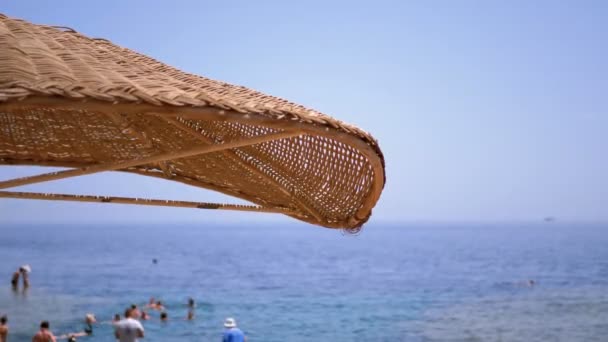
top-left (544, 217), bottom-right (555, 222)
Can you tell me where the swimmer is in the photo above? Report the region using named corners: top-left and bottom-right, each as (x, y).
top-left (33, 321), bottom-right (56, 342)
top-left (112, 314), bottom-right (121, 323)
top-left (130, 304), bottom-right (141, 319)
top-left (19, 265), bottom-right (30, 288)
top-left (56, 314), bottom-right (96, 339)
top-left (186, 310), bottom-right (194, 321)
top-left (114, 308), bottom-right (144, 341)
top-left (146, 297), bottom-right (156, 309)
top-left (160, 312), bottom-right (168, 322)
top-left (84, 314), bottom-right (96, 334)
top-left (222, 317), bottom-right (246, 342)
top-left (0, 315), bottom-right (8, 342)
top-left (10, 270), bottom-right (19, 289)
top-left (140, 311), bottom-right (150, 321)
top-left (154, 301), bottom-right (165, 311)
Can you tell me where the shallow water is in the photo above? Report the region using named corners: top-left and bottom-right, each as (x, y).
top-left (0, 222), bottom-right (607, 341)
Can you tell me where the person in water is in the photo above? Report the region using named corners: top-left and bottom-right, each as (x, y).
top-left (57, 313), bottom-right (96, 339)
top-left (186, 297), bottom-right (196, 320)
top-left (146, 298), bottom-right (164, 310)
top-left (153, 301), bottom-right (165, 311)
top-left (222, 318), bottom-right (246, 342)
top-left (160, 312), bottom-right (168, 322)
top-left (0, 315), bottom-right (8, 342)
top-left (114, 308), bottom-right (144, 342)
top-left (84, 314), bottom-right (95, 334)
top-left (130, 304), bottom-right (141, 319)
top-left (113, 314), bottom-right (121, 323)
top-left (10, 269), bottom-right (19, 289)
top-left (33, 321), bottom-right (56, 342)
top-left (19, 266), bottom-right (30, 288)
top-left (140, 311), bottom-right (150, 321)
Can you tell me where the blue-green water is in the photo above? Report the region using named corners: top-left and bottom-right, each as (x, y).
top-left (1, 223), bottom-right (607, 341)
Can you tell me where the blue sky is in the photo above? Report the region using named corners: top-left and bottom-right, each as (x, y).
top-left (1, 1), bottom-right (607, 225)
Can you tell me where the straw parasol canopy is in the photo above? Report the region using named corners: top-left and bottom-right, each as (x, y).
top-left (0, 14), bottom-right (385, 230)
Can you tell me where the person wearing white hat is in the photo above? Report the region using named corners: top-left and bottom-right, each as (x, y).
top-left (19, 265), bottom-right (31, 288)
top-left (222, 317), bottom-right (246, 342)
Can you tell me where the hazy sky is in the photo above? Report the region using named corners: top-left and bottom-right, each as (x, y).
top-left (1, 1), bottom-right (606, 225)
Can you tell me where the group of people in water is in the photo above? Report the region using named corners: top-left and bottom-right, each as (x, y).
top-left (3, 268), bottom-right (247, 342)
top-left (2, 297), bottom-right (245, 341)
top-left (10, 265), bottom-right (30, 290)
top-left (1, 297), bottom-right (196, 342)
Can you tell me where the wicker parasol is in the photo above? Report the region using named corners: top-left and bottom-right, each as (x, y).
top-left (0, 14), bottom-right (385, 230)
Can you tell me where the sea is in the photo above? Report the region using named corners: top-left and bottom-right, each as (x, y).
top-left (0, 222), bottom-right (607, 341)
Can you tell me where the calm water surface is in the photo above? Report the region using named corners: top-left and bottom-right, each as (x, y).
top-left (1, 222), bottom-right (607, 341)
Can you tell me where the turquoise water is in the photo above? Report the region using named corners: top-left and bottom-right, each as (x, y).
top-left (1, 222), bottom-right (607, 341)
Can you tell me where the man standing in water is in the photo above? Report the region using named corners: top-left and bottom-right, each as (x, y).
top-left (20, 265), bottom-right (30, 288)
top-left (114, 308), bottom-right (144, 342)
top-left (10, 269), bottom-right (19, 289)
top-left (222, 318), bottom-right (246, 342)
top-left (33, 321), bottom-right (56, 342)
top-left (130, 304), bottom-right (141, 319)
top-left (0, 315), bottom-right (8, 342)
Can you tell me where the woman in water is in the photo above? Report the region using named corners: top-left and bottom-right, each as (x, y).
top-left (57, 314), bottom-right (96, 340)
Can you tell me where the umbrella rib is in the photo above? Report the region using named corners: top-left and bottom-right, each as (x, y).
top-left (160, 116), bottom-right (325, 223)
top-left (0, 191), bottom-right (297, 214)
top-left (0, 130), bottom-right (302, 190)
top-left (0, 158), bottom-right (313, 219)
top-left (161, 116), bottom-right (293, 197)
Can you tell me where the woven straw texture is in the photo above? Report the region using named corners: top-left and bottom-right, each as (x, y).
top-left (0, 14), bottom-right (385, 230)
